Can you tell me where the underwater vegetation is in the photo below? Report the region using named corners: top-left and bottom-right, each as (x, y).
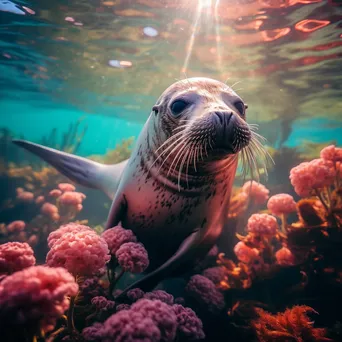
top-left (0, 143), bottom-right (341, 341)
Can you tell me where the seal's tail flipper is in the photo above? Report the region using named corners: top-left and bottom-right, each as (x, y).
top-left (12, 139), bottom-right (128, 199)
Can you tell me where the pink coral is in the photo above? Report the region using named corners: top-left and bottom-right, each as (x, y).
top-left (47, 222), bottom-right (92, 248)
top-left (58, 183), bottom-right (76, 192)
top-left (16, 191), bottom-right (34, 202)
top-left (241, 181), bottom-right (269, 205)
top-left (58, 191), bottom-right (86, 206)
top-left (127, 288), bottom-right (145, 302)
top-left (46, 228), bottom-right (110, 276)
top-left (40, 202), bottom-right (60, 221)
top-left (186, 275), bottom-right (225, 314)
top-left (0, 242), bottom-right (36, 275)
top-left (234, 241), bottom-right (259, 264)
top-left (289, 159), bottom-right (335, 197)
top-left (320, 145), bottom-right (342, 163)
top-left (115, 242), bottom-right (149, 273)
top-left (101, 225), bottom-right (137, 255)
top-left (144, 290), bottom-right (174, 305)
top-left (275, 247), bottom-right (295, 266)
top-left (267, 193), bottom-right (297, 216)
top-left (6, 220), bottom-right (25, 233)
top-left (35, 195), bottom-right (45, 205)
top-left (247, 213), bottom-right (279, 236)
top-left (0, 266), bottom-right (78, 333)
top-left (172, 304), bottom-right (205, 340)
top-left (49, 189), bottom-right (62, 197)
top-left (131, 299), bottom-right (177, 341)
top-left (82, 323), bottom-right (103, 341)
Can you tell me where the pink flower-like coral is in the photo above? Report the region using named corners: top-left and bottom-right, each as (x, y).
top-left (101, 225), bottom-right (137, 255)
top-left (16, 191), bottom-right (34, 202)
top-left (35, 196), bottom-right (45, 205)
top-left (247, 213), bottom-right (279, 236)
top-left (6, 220), bottom-right (25, 233)
top-left (115, 242), bottom-right (149, 273)
top-left (267, 193), bottom-right (297, 216)
top-left (186, 275), bottom-right (225, 314)
top-left (289, 159), bottom-right (335, 197)
top-left (47, 222), bottom-right (92, 248)
top-left (127, 288), bottom-right (145, 302)
top-left (131, 299), bottom-right (177, 341)
top-left (234, 241), bottom-right (259, 264)
top-left (172, 304), bottom-right (205, 340)
top-left (0, 242), bottom-right (36, 275)
top-left (91, 296), bottom-right (115, 312)
top-left (46, 227), bottom-right (110, 276)
top-left (58, 183), bottom-right (76, 192)
top-left (320, 145), bottom-right (342, 163)
top-left (41, 202), bottom-right (60, 221)
top-left (241, 181), bottom-right (269, 205)
top-left (0, 266), bottom-right (78, 333)
top-left (49, 189), bottom-right (62, 197)
top-left (275, 247), bottom-right (295, 266)
top-left (58, 191), bottom-right (86, 206)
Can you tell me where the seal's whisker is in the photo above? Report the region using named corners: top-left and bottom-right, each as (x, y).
top-left (230, 80), bottom-right (243, 89)
top-left (178, 147), bottom-right (191, 190)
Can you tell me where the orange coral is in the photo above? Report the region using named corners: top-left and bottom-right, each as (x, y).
top-left (252, 305), bottom-right (331, 342)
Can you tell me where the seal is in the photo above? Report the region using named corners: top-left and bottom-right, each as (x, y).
top-left (13, 77), bottom-right (265, 295)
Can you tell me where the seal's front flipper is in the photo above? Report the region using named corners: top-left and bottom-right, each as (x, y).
top-left (12, 139), bottom-right (128, 199)
top-left (106, 193), bottom-right (128, 229)
top-left (116, 229), bottom-right (207, 298)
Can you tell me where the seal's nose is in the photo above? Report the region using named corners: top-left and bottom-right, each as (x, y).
top-left (214, 112), bottom-right (251, 153)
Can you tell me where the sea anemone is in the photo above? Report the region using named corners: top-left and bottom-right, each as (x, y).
top-left (46, 228), bottom-right (110, 277)
top-left (0, 242), bottom-right (36, 275)
top-left (0, 266), bottom-right (78, 335)
top-left (241, 180), bottom-right (269, 205)
top-left (247, 213), bottom-right (279, 237)
top-left (234, 241), bottom-right (259, 264)
top-left (186, 275), bottom-right (225, 314)
top-left (115, 242), bottom-right (149, 273)
top-left (101, 225), bottom-right (137, 255)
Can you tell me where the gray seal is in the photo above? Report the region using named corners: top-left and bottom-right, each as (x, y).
top-left (13, 77), bottom-right (260, 294)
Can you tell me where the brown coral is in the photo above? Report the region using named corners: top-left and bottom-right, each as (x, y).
top-left (252, 305), bottom-right (331, 342)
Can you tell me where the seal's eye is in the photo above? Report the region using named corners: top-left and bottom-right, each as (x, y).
top-left (234, 101), bottom-right (245, 116)
top-left (171, 100), bottom-right (188, 116)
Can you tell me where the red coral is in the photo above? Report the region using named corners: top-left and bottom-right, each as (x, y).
top-left (275, 247), bottom-right (295, 266)
top-left (252, 305), bottom-right (330, 342)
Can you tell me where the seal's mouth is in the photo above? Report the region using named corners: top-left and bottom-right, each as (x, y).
top-left (213, 111), bottom-right (252, 154)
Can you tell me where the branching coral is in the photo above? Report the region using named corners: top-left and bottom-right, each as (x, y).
top-left (252, 305), bottom-right (331, 342)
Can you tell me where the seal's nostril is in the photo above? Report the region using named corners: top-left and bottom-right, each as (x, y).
top-left (215, 112), bottom-right (224, 125)
top-left (214, 112), bottom-right (232, 126)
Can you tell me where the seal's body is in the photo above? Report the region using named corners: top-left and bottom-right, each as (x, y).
top-left (13, 77), bottom-right (254, 293)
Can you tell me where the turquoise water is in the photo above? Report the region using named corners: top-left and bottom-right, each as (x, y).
top-left (1, 0), bottom-right (342, 154)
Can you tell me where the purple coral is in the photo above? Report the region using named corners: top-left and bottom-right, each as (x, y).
top-left (127, 288), bottom-right (145, 302)
top-left (186, 275), bottom-right (225, 314)
top-left (202, 267), bottom-right (225, 284)
top-left (172, 304), bottom-right (205, 340)
top-left (91, 296), bottom-right (115, 312)
top-left (144, 290), bottom-right (174, 305)
top-left (115, 242), bottom-right (149, 273)
top-left (131, 299), bottom-right (177, 341)
top-left (88, 310), bottom-right (161, 341)
top-left (101, 225), bottom-right (137, 255)
top-left (80, 277), bottom-right (105, 300)
top-left (116, 303), bottom-right (131, 312)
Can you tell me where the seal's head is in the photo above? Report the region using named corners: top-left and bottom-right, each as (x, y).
top-left (152, 77), bottom-right (251, 156)
top-left (147, 77), bottom-right (267, 184)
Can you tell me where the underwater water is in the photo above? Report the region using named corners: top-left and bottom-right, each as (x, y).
top-left (0, 0), bottom-right (342, 341)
